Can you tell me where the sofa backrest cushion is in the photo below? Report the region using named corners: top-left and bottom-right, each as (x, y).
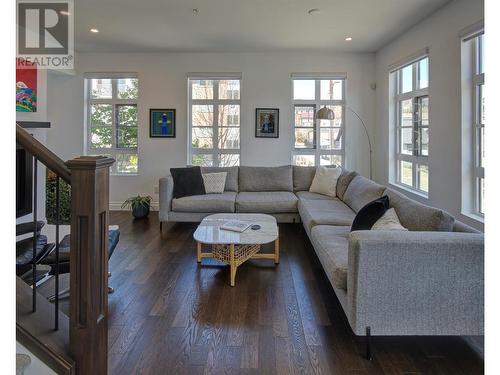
top-left (342, 175), bottom-right (386, 213)
top-left (293, 166), bottom-right (316, 192)
top-left (453, 220), bottom-right (481, 233)
top-left (239, 165), bottom-right (293, 192)
top-left (200, 166), bottom-right (239, 192)
top-left (336, 169), bottom-right (359, 200)
top-left (383, 188), bottom-right (455, 231)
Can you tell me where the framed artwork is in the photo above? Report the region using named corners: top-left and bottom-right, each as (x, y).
top-left (255, 108), bottom-right (279, 138)
top-left (16, 59), bottom-right (37, 112)
top-left (150, 109), bottom-right (176, 138)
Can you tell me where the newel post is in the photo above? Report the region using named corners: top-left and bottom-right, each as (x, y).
top-left (66, 156), bottom-right (114, 375)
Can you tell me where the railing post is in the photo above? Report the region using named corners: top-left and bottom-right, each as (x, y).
top-left (66, 156), bottom-right (114, 375)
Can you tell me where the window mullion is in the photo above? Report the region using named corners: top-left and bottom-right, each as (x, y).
top-left (213, 80), bottom-right (220, 166)
top-left (112, 79), bottom-right (118, 150)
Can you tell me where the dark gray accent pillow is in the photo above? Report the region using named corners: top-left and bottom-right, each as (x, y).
top-left (239, 166), bottom-right (293, 192)
top-left (170, 167), bottom-right (206, 199)
top-left (336, 169), bottom-right (359, 200)
top-left (351, 195), bottom-right (389, 231)
top-left (293, 166), bottom-right (317, 192)
top-left (200, 166), bottom-right (239, 192)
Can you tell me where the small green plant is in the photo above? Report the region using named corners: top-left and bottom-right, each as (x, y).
top-left (46, 170), bottom-right (71, 225)
top-left (121, 195), bottom-right (152, 210)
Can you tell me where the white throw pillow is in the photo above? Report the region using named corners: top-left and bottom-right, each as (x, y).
top-left (202, 172), bottom-right (227, 194)
top-left (309, 166), bottom-right (342, 198)
top-left (371, 208), bottom-right (408, 231)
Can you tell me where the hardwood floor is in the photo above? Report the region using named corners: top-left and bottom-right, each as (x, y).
top-left (106, 211), bottom-right (483, 374)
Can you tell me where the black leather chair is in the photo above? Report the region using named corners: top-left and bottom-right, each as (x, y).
top-left (43, 229), bottom-right (120, 301)
top-left (16, 221), bottom-right (55, 284)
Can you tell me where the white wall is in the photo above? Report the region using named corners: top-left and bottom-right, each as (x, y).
top-left (374, 0), bottom-right (484, 230)
top-left (46, 51), bottom-right (375, 208)
top-left (17, 68), bottom-right (48, 223)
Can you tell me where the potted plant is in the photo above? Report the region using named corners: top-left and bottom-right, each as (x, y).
top-left (122, 195), bottom-right (152, 219)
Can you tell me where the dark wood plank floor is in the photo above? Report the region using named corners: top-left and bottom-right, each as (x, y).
top-left (106, 211), bottom-right (483, 375)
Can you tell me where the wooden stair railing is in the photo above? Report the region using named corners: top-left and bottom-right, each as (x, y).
top-left (16, 124), bottom-right (114, 375)
top-left (16, 124), bottom-right (71, 184)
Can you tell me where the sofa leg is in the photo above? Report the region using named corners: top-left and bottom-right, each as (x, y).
top-left (365, 326), bottom-right (372, 360)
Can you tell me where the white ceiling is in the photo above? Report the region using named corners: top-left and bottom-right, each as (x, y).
top-left (75, 0), bottom-right (452, 53)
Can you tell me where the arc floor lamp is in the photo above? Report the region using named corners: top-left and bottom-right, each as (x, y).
top-left (315, 106), bottom-right (373, 180)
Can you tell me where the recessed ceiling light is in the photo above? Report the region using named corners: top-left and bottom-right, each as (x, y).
top-left (307, 8), bottom-right (320, 15)
top-left (90, 28), bottom-right (99, 33)
top-left (59, 10), bottom-right (70, 16)
top-left (345, 37), bottom-right (353, 41)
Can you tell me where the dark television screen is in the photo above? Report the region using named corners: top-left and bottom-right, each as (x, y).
top-left (16, 144), bottom-right (32, 218)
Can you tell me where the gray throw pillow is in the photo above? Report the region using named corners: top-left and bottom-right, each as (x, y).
top-left (336, 169), bottom-right (359, 200)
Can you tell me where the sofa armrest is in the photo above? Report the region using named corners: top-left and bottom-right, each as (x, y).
top-left (159, 176), bottom-right (174, 222)
top-left (346, 230), bottom-right (484, 336)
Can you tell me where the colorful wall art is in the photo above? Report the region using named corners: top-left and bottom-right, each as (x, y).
top-left (16, 59), bottom-right (38, 112)
top-left (150, 109), bottom-right (176, 137)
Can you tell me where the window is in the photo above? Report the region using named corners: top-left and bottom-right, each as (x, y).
top-left (292, 77), bottom-right (345, 166)
top-left (391, 56), bottom-right (429, 194)
top-left (85, 76), bottom-right (139, 174)
top-left (461, 31), bottom-right (484, 216)
top-left (188, 77), bottom-right (241, 166)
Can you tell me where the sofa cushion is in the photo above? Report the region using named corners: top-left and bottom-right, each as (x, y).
top-left (239, 166), bottom-right (293, 192)
top-left (202, 172), bottom-right (227, 194)
top-left (310, 225), bottom-right (350, 290)
top-left (293, 166), bottom-right (316, 192)
top-left (295, 191), bottom-right (331, 200)
top-left (336, 169), bottom-right (359, 200)
top-left (372, 208), bottom-right (408, 231)
top-left (201, 166), bottom-right (239, 192)
top-left (384, 188), bottom-right (455, 231)
top-left (170, 167), bottom-right (206, 199)
top-left (172, 192), bottom-right (236, 213)
top-left (342, 175), bottom-right (385, 213)
top-left (351, 195), bottom-right (389, 231)
top-left (309, 166), bottom-right (342, 198)
top-left (298, 198), bottom-right (356, 231)
top-left (236, 192), bottom-right (298, 213)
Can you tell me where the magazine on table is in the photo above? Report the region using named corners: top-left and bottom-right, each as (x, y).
top-left (220, 220), bottom-right (253, 233)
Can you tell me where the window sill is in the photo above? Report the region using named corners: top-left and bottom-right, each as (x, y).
top-left (110, 173), bottom-right (139, 177)
top-left (388, 182), bottom-right (428, 200)
top-left (461, 211), bottom-right (484, 224)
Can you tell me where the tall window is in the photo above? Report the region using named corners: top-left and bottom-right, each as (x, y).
top-left (392, 56), bottom-right (429, 195)
top-left (85, 76), bottom-right (139, 174)
top-left (462, 31), bottom-right (484, 216)
top-left (188, 77), bottom-right (241, 167)
top-left (292, 76), bottom-right (345, 166)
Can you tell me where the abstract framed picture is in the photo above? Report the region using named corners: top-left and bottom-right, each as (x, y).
top-left (255, 108), bottom-right (279, 138)
top-left (16, 59), bottom-right (37, 112)
top-left (150, 109), bottom-right (176, 138)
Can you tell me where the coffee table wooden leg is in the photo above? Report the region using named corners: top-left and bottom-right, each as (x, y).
top-left (230, 243), bottom-right (236, 287)
top-left (197, 242), bottom-right (202, 263)
top-left (274, 238), bottom-right (280, 264)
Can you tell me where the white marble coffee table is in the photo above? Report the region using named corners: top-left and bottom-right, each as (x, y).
top-left (193, 213), bottom-right (279, 286)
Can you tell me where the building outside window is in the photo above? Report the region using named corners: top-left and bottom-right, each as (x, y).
top-left (188, 76), bottom-right (241, 167)
top-left (391, 56), bottom-right (429, 195)
top-left (85, 75), bottom-right (139, 174)
top-left (292, 76), bottom-right (345, 166)
top-left (461, 30), bottom-right (484, 216)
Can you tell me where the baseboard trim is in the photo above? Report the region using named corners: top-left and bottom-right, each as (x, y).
top-left (109, 202), bottom-right (159, 211)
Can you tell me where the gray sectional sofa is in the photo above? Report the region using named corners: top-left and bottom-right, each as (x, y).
top-left (159, 165), bottom-right (484, 339)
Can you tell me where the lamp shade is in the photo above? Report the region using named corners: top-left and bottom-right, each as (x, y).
top-left (315, 106), bottom-right (335, 120)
